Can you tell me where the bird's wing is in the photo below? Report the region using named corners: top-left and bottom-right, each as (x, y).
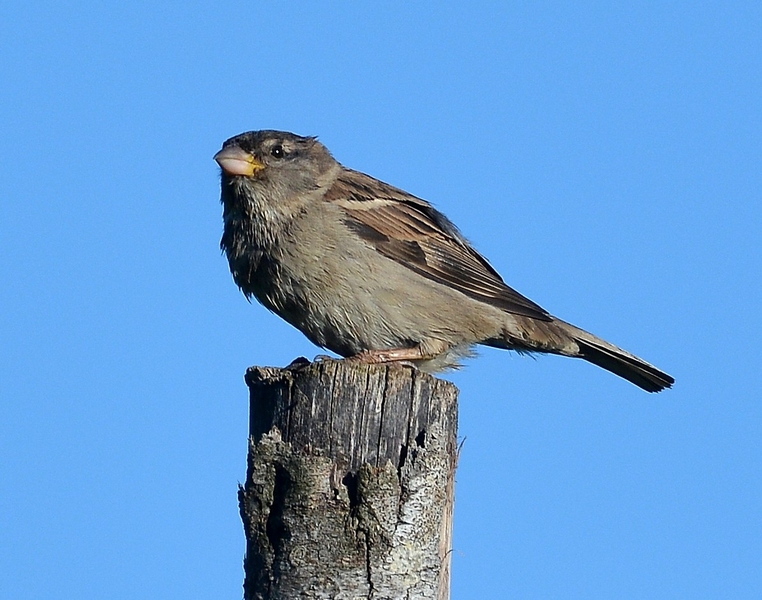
top-left (324, 169), bottom-right (551, 321)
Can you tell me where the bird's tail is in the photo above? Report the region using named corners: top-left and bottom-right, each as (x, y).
top-left (559, 321), bottom-right (674, 393)
top-left (486, 316), bottom-right (674, 392)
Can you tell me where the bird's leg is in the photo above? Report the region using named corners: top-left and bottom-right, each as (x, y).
top-left (346, 346), bottom-right (433, 365)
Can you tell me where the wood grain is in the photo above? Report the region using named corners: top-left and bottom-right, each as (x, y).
top-left (240, 359), bottom-right (459, 600)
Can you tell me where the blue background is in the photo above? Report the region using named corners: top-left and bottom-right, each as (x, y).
top-left (2, 2), bottom-right (760, 598)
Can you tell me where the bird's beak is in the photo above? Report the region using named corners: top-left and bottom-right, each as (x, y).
top-left (214, 146), bottom-right (265, 176)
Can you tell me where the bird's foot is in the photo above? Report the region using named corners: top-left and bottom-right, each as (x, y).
top-left (313, 354), bottom-right (338, 363)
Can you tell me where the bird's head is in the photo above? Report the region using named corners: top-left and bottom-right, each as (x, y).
top-left (214, 130), bottom-right (337, 209)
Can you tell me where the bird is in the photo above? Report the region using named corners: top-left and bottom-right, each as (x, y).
top-left (214, 130), bottom-right (674, 392)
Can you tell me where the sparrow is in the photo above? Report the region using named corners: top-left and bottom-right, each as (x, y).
top-left (214, 130), bottom-right (674, 392)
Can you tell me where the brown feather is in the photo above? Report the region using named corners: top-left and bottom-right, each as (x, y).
top-left (326, 170), bottom-right (552, 321)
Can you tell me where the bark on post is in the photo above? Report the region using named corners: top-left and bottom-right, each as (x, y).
top-left (239, 359), bottom-right (459, 600)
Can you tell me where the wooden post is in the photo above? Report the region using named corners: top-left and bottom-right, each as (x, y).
top-left (239, 359), bottom-right (459, 600)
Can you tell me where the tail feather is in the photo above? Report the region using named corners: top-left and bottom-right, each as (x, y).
top-left (488, 316), bottom-right (674, 392)
top-left (574, 336), bottom-right (674, 393)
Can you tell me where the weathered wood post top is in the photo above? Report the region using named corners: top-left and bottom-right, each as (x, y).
top-left (239, 358), bottom-right (459, 600)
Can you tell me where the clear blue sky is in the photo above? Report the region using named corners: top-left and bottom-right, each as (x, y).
top-left (1, 2), bottom-right (760, 598)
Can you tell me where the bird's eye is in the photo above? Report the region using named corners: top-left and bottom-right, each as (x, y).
top-left (270, 145), bottom-right (285, 159)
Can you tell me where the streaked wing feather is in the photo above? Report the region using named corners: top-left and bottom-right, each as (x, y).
top-left (327, 169), bottom-right (551, 320)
